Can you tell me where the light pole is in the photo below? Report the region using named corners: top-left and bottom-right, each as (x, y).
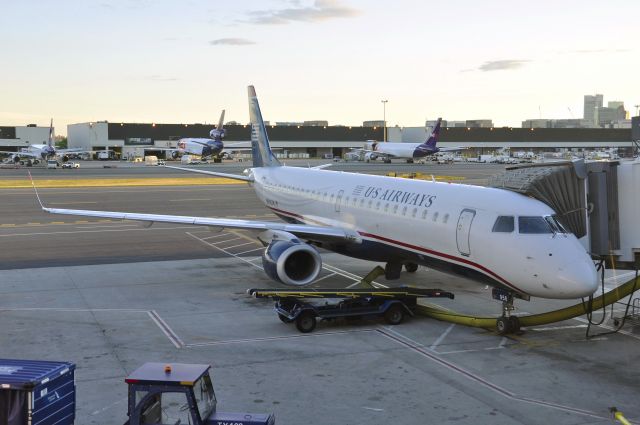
top-left (381, 99), bottom-right (388, 142)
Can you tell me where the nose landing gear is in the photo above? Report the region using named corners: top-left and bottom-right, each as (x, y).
top-left (494, 291), bottom-right (522, 335)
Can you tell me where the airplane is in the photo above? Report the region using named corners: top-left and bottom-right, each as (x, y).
top-left (353, 118), bottom-right (465, 163)
top-left (0, 119), bottom-right (89, 165)
top-left (35, 86), bottom-right (599, 334)
top-left (154, 110), bottom-right (249, 161)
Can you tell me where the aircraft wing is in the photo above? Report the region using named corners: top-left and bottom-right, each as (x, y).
top-left (0, 150), bottom-right (39, 158)
top-left (40, 206), bottom-right (360, 243)
top-left (164, 165), bottom-right (254, 181)
top-left (437, 146), bottom-right (467, 152)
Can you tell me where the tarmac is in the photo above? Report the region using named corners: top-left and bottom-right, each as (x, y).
top-left (1, 160), bottom-right (639, 424)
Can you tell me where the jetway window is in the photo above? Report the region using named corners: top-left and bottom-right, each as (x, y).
top-left (518, 216), bottom-right (552, 234)
top-left (492, 216), bottom-right (514, 233)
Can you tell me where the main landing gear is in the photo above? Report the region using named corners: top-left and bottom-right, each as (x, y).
top-left (495, 292), bottom-right (521, 335)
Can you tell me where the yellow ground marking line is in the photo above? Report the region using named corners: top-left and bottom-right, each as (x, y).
top-left (0, 177), bottom-right (244, 189)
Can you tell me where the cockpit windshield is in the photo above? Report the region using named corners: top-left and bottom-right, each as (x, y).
top-left (518, 215), bottom-right (569, 234)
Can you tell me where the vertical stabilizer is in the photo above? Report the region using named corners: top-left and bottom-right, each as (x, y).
top-left (248, 86), bottom-right (280, 168)
top-left (422, 117), bottom-right (442, 150)
top-left (48, 118), bottom-right (54, 147)
top-left (217, 110), bottom-right (225, 130)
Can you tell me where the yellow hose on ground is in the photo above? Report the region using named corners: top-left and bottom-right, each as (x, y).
top-left (415, 275), bottom-right (640, 329)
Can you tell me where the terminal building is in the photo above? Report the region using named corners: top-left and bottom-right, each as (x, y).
top-left (66, 120), bottom-right (636, 160)
top-left (0, 124), bottom-right (53, 151)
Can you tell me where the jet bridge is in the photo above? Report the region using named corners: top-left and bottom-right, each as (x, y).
top-left (488, 159), bottom-right (640, 269)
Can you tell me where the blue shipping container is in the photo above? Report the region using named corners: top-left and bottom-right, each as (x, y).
top-left (0, 359), bottom-right (75, 425)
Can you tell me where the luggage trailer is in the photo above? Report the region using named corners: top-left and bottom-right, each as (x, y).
top-left (248, 287), bottom-right (455, 333)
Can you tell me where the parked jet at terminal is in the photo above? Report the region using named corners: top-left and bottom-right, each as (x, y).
top-left (352, 118), bottom-right (465, 163)
top-left (36, 86), bottom-right (599, 333)
top-left (0, 119), bottom-right (88, 164)
top-left (154, 110), bottom-right (249, 161)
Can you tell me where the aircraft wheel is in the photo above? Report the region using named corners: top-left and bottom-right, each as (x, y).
top-left (508, 316), bottom-right (520, 333)
top-left (404, 262), bottom-right (418, 273)
top-left (384, 304), bottom-right (405, 325)
top-left (496, 317), bottom-right (510, 335)
top-left (295, 311), bottom-right (317, 333)
top-left (278, 313), bottom-right (293, 324)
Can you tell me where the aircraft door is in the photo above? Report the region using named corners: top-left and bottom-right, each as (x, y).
top-left (335, 190), bottom-right (344, 212)
top-left (456, 209), bottom-right (476, 256)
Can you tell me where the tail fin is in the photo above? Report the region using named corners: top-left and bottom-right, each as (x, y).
top-left (248, 86), bottom-right (280, 168)
top-left (422, 118), bottom-right (442, 149)
top-left (48, 118), bottom-right (54, 147)
top-left (217, 110), bottom-right (225, 130)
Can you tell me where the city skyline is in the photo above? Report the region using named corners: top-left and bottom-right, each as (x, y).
top-left (1, 0), bottom-right (638, 135)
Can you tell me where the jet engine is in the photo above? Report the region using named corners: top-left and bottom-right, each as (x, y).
top-left (170, 150), bottom-right (180, 159)
top-left (261, 239), bottom-right (322, 286)
top-left (364, 152), bottom-right (377, 162)
top-left (12, 155), bottom-right (20, 164)
top-left (61, 155), bottom-right (70, 162)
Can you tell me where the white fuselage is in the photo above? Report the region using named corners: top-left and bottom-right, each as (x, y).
top-left (250, 166), bottom-right (598, 299)
top-left (370, 142), bottom-right (422, 159)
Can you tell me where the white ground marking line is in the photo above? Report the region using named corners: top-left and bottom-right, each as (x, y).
top-left (573, 316), bottom-right (640, 341)
top-left (211, 237), bottom-right (243, 245)
top-left (147, 311), bottom-right (185, 348)
top-left (498, 337), bottom-right (508, 348)
top-left (236, 247), bottom-right (265, 255)
top-left (185, 328), bottom-right (378, 347)
top-left (429, 323), bottom-right (456, 351)
top-left (0, 307), bottom-right (183, 349)
top-left (376, 328), bottom-right (609, 421)
top-left (198, 233), bottom-right (233, 241)
top-left (245, 257), bottom-right (262, 263)
top-left (362, 407), bottom-right (384, 412)
top-left (311, 272), bottom-right (338, 284)
top-left (224, 241), bottom-right (257, 250)
top-left (168, 198), bottom-right (211, 202)
top-left (0, 226), bottom-right (207, 237)
top-left (90, 397), bottom-right (128, 416)
top-left (186, 232), bottom-right (264, 270)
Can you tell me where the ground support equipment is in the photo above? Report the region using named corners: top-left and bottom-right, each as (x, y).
top-left (248, 287), bottom-right (454, 333)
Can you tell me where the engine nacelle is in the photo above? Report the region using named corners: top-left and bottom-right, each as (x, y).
top-left (170, 150), bottom-right (180, 159)
top-left (261, 240), bottom-right (322, 286)
top-left (13, 155), bottom-right (21, 163)
top-left (365, 152), bottom-right (377, 161)
top-left (62, 155), bottom-right (70, 162)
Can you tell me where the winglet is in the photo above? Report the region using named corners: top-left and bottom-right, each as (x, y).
top-left (28, 171), bottom-right (46, 210)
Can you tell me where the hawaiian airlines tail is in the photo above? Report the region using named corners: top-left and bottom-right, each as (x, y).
top-left (249, 86), bottom-right (280, 168)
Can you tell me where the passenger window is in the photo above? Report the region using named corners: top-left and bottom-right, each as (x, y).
top-left (519, 216), bottom-right (553, 234)
top-left (443, 213), bottom-right (449, 223)
top-left (368, 200), bottom-right (372, 208)
top-left (376, 201), bottom-right (380, 210)
top-left (432, 212), bottom-right (439, 222)
top-left (412, 208), bottom-right (417, 218)
top-left (402, 206), bottom-right (407, 215)
top-left (393, 205), bottom-right (399, 213)
top-left (492, 216), bottom-right (514, 233)
top-left (384, 203), bottom-right (389, 212)
top-left (422, 210), bottom-right (428, 219)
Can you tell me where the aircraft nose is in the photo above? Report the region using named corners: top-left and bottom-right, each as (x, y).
top-left (555, 258), bottom-right (599, 298)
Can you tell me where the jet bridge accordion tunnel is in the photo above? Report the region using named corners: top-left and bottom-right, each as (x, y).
top-left (417, 159), bottom-right (640, 330)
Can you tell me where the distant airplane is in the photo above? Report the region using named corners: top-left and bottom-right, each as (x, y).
top-left (352, 118), bottom-right (465, 163)
top-left (36, 86), bottom-right (599, 335)
top-left (0, 119), bottom-right (89, 164)
top-left (152, 110), bottom-right (249, 161)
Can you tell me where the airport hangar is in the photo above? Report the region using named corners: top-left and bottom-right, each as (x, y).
top-left (63, 118), bottom-right (640, 159)
top-left (0, 124), bottom-right (53, 150)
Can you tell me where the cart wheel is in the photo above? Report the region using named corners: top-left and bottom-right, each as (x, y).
top-left (384, 304), bottom-right (405, 325)
top-left (295, 311), bottom-right (317, 333)
top-left (278, 313), bottom-right (293, 324)
top-left (404, 262), bottom-right (418, 273)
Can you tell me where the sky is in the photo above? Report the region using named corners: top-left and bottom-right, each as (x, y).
top-left (1, 0), bottom-right (638, 134)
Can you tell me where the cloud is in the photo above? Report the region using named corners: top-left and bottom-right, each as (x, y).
top-left (477, 60), bottom-right (530, 72)
top-left (244, 0), bottom-right (361, 25)
top-left (209, 38), bottom-right (256, 46)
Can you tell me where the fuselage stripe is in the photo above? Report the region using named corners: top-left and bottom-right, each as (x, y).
top-left (266, 205), bottom-right (524, 294)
